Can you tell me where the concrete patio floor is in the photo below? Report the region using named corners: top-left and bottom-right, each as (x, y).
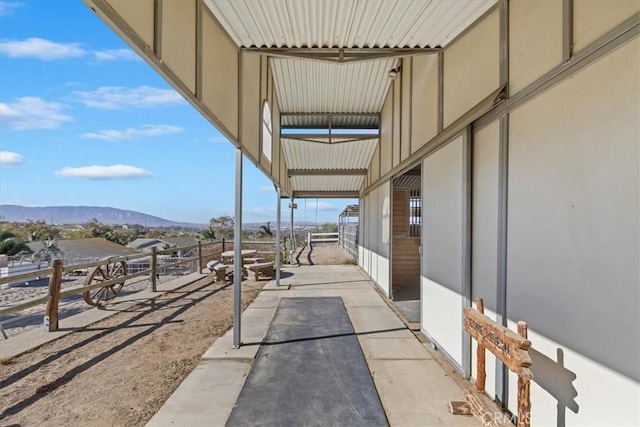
top-left (147, 265), bottom-right (479, 427)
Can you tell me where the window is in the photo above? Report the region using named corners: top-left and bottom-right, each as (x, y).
top-left (262, 101), bottom-right (272, 162)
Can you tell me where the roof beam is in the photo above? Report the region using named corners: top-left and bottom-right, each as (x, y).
top-left (281, 112), bottom-right (379, 117)
top-left (281, 134), bottom-right (378, 144)
top-left (280, 112), bottom-right (381, 130)
top-left (288, 169), bottom-right (367, 176)
top-left (242, 47), bottom-right (441, 64)
top-left (292, 191), bottom-right (360, 199)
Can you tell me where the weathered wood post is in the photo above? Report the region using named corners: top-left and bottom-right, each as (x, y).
top-left (198, 241), bottom-right (204, 273)
top-left (150, 247), bottom-right (158, 292)
top-left (517, 321), bottom-right (531, 427)
top-left (45, 259), bottom-right (64, 332)
top-left (475, 298), bottom-right (486, 393)
top-left (222, 238), bottom-right (226, 253)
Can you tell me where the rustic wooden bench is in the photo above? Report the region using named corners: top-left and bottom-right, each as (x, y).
top-left (244, 261), bottom-right (274, 280)
top-left (206, 261), bottom-right (229, 282)
top-left (450, 298), bottom-right (533, 427)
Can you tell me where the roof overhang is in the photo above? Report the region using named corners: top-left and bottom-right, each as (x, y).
top-left (83, 0), bottom-right (499, 199)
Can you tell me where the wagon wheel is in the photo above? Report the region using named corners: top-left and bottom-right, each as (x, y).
top-left (83, 261), bottom-right (127, 307)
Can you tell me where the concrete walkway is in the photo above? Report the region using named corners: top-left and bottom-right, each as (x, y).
top-left (148, 265), bottom-right (479, 427)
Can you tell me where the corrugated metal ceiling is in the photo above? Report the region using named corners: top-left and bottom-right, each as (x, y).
top-left (291, 175), bottom-right (365, 192)
top-left (282, 138), bottom-right (377, 170)
top-left (272, 58), bottom-right (397, 114)
top-left (205, 0), bottom-right (497, 49)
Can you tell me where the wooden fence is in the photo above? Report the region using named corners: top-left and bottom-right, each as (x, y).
top-left (0, 239), bottom-right (245, 332)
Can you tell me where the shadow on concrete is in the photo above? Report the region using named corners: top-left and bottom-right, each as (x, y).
top-left (289, 279), bottom-right (368, 287)
top-left (238, 327), bottom-right (408, 348)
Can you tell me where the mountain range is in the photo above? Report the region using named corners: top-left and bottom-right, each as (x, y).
top-left (0, 205), bottom-right (202, 228)
top-left (0, 205), bottom-right (327, 228)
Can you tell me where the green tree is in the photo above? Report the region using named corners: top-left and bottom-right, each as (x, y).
top-left (32, 239), bottom-right (62, 261)
top-left (209, 215), bottom-right (235, 239)
top-left (0, 230), bottom-right (33, 256)
top-left (200, 226), bottom-right (217, 240)
top-left (255, 222), bottom-right (273, 238)
top-left (319, 223), bottom-right (338, 233)
top-left (22, 220), bottom-right (61, 241)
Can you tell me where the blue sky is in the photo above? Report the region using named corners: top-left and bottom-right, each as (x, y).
top-left (0, 1), bottom-right (354, 224)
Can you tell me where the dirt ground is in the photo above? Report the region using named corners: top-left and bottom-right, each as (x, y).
top-left (296, 243), bottom-right (355, 266)
top-left (0, 275), bottom-right (264, 427)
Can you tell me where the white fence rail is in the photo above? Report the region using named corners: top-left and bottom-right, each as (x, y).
top-left (307, 232), bottom-right (339, 245)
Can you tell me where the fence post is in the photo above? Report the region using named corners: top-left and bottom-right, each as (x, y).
top-left (198, 241), bottom-right (204, 273)
top-left (150, 247), bottom-right (158, 292)
top-left (517, 321), bottom-right (531, 427)
top-left (45, 258), bottom-right (64, 332)
top-left (222, 238), bottom-right (226, 253)
top-left (475, 298), bottom-right (486, 393)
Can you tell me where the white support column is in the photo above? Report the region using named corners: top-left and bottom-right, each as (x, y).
top-left (233, 147), bottom-right (243, 348)
top-left (290, 198), bottom-right (295, 264)
top-left (275, 187), bottom-right (281, 286)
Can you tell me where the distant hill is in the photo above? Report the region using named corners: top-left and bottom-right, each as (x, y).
top-left (0, 205), bottom-right (203, 228)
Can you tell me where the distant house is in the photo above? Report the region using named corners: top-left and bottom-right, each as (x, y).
top-left (27, 238), bottom-right (138, 262)
top-left (128, 236), bottom-right (199, 257)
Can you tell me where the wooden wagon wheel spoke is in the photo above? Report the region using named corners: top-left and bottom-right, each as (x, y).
top-left (111, 263), bottom-right (124, 276)
top-left (91, 287), bottom-right (107, 303)
top-left (83, 260), bottom-right (127, 307)
top-left (100, 287), bottom-right (113, 303)
top-left (98, 265), bottom-right (108, 279)
top-left (107, 263), bottom-right (116, 276)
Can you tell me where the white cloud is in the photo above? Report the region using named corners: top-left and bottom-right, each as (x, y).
top-left (0, 1), bottom-right (23, 16)
top-left (92, 48), bottom-right (140, 62)
top-left (0, 37), bottom-right (85, 60)
top-left (56, 165), bottom-right (153, 179)
top-left (73, 86), bottom-right (185, 110)
top-left (0, 151), bottom-right (23, 166)
top-left (0, 38), bottom-right (144, 63)
top-left (0, 97), bottom-right (73, 130)
top-left (82, 124), bottom-right (183, 141)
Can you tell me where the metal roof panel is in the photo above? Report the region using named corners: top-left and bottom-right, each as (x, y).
top-left (271, 58), bottom-right (397, 113)
top-left (291, 175), bottom-right (365, 192)
top-left (205, 0), bottom-right (498, 48)
top-left (282, 138), bottom-right (378, 170)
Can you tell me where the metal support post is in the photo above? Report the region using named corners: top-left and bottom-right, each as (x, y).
top-left (233, 147), bottom-right (243, 348)
top-left (276, 187), bottom-right (282, 286)
top-left (290, 198), bottom-right (295, 264)
top-left (150, 247), bottom-right (158, 292)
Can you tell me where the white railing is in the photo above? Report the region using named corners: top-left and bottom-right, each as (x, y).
top-left (307, 232), bottom-right (339, 245)
top-left (338, 224), bottom-right (359, 259)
